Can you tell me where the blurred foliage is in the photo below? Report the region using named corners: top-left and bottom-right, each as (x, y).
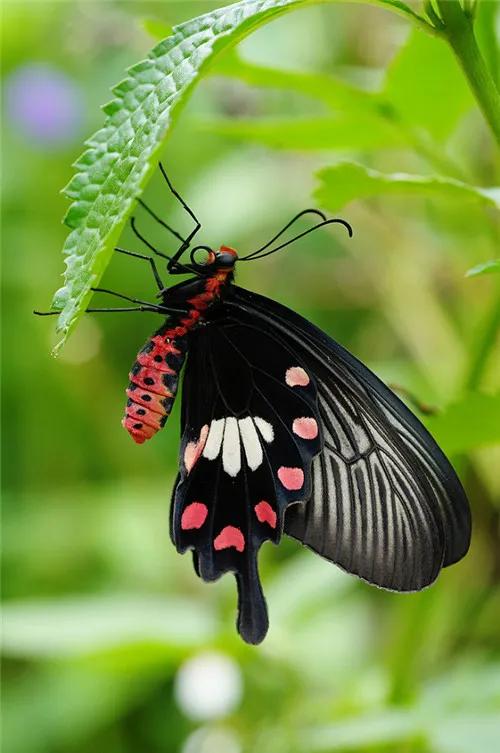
top-left (2, 2), bottom-right (500, 753)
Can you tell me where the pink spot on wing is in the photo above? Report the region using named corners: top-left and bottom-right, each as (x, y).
top-left (278, 466), bottom-right (304, 490)
top-left (214, 526), bottom-right (245, 552)
top-left (254, 501), bottom-right (277, 528)
top-left (184, 424), bottom-right (209, 473)
top-left (292, 417), bottom-right (318, 439)
top-left (181, 502), bottom-right (208, 530)
top-left (285, 366), bottom-right (310, 387)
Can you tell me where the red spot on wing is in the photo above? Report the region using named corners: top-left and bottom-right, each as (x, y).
top-left (254, 501), bottom-right (277, 528)
top-left (278, 466), bottom-right (304, 491)
top-left (292, 417), bottom-right (318, 439)
top-left (285, 367), bottom-right (310, 387)
top-left (184, 425), bottom-right (209, 473)
top-left (214, 526), bottom-right (245, 552)
top-left (181, 502), bottom-right (208, 530)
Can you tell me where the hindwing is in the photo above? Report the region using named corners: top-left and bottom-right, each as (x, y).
top-left (171, 321), bottom-right (322, 643)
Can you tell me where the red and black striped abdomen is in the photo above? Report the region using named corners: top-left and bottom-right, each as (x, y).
top-left (123, 319), bottom-right (189, 444)
top-left (123, 264), bottom-right (234, 444)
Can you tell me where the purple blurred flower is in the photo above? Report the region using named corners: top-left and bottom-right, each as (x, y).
top-left (5, 63), bottom-right (83, 146)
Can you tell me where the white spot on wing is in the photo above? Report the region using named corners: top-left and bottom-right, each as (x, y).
top-left (254, 417), bottom-right (274, 444)
top-left (222, 417), bottom-right (241, 477)
top-left (203, 418), bottom-right (225, 460)
top-left (238, 417), bottom-right (263, 471)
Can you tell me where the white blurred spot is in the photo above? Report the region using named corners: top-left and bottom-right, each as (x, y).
top-left (182, 727), bottom-right (242, 753)
top-left (174, 651), bottom-right (243, 720)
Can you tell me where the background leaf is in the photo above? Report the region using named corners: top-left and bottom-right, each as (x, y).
top-left (1, 595), bottom-right (218, 658)
top-left (200, 114), bottom-right (407, 149)
top-left (315, 161), bottom-right (500, 210)
top-left (212, 48), bottom-right (382, 108)
top-left (424, 393), bottom-right (500, 454)
top-left (466, 259), bottom-right (500, 277)
top-left (383, 28), bottom-right (475, 140)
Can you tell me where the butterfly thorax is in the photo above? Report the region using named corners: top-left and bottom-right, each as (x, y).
top-left (122, 247), bottom-right (236, 443)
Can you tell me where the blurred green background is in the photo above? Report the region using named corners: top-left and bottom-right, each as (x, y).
top-left (2, 2), bottom-right (500, 752)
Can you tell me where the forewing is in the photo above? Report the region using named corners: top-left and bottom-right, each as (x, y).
top-left (226, 286), bottom-right (471, 592)
top-left (171, 322), bottom-right (322, 643)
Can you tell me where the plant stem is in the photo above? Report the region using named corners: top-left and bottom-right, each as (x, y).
top-left (437, 0), bottom-right (500, 146)
top-left (465, 284), bottom-right (500, 390)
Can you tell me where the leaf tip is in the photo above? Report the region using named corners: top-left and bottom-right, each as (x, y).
top-left (466, 259), bottom-right (500, 278)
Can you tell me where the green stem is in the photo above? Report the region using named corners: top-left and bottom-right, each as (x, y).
top-left (437, 0), bottom-right (500, 146)
top-left (465, 284), bottom-right (500, 390)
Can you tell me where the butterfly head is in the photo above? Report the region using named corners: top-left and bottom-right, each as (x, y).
top-left (190, 245), bottom-right (238, 273)
top-left (214, 246), bottom-right (238, 267)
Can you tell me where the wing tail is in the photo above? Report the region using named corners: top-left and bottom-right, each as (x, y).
top-left (236, 561), bottom-right (269, 644)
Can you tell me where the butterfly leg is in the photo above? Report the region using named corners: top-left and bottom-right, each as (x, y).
top-left (90, 287), bottom-right (188, 314)
top-left (158, 162), bottom-right (201, 238)
top-left (86, 306), bottom-right (165, 314)
top-left (156, 164), bottom-right (202, 274)
top-left (137, 197), bottom-right (185, 245)
top-left (131, 165), bottom-right (203, 276)
top-left (137, 162), bottom-right (199, 249)
top-left (114, 246), bottom-right (165, 290)
top-left (34, 305), bottom-right (166, 316)
top-left (130, 217), bottom-right (202, 278)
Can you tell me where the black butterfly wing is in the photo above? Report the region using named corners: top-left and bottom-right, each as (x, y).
top-left (225, 285), bottom-right (471, 592)
top-left (171, 320), bottom-right (322, 643)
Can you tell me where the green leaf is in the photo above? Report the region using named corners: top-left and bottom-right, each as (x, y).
top-left (200, 114), bottom-right (406, 150)
top-left (305, 664), bottom-right (500, 751)
top-left (430, 714), bottom-right (500, 753)
top-left (211, 49), bottom-right (382, 110)
top-left (315, 161), bottom-right (500, 211)
top-left (384, 28), bottom-right (475, 140)
top-left (375, 0), bottom-right (431, 25)
top-left (208, 53), bottom-right (409, 150)
top-left (51, 0), bottom-right (430, 352)
top-left (1, 595), bottom-right (218, 657)
top-left (466, 259), bottom-right (500, 277)
top-left (305, 712), bottom-right (500, 752)
top-left (304, 711), bottom-right (419, 750)
top-left (216, 28), bottom-right (475, 144)
top-left (424, 393), bottom-right (500, 454)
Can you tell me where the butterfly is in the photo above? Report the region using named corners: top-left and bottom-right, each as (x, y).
top-left (36, 165), bottom-right (471, 644)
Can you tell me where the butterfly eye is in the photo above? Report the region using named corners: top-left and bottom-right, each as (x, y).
top-left (190, 246), bottom-right (215, 268)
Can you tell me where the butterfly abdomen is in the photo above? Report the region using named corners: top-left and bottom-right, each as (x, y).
top-left (123, 320), bottom-right (189, 443)
top-left (123, 270), bottom-right (232, 444)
